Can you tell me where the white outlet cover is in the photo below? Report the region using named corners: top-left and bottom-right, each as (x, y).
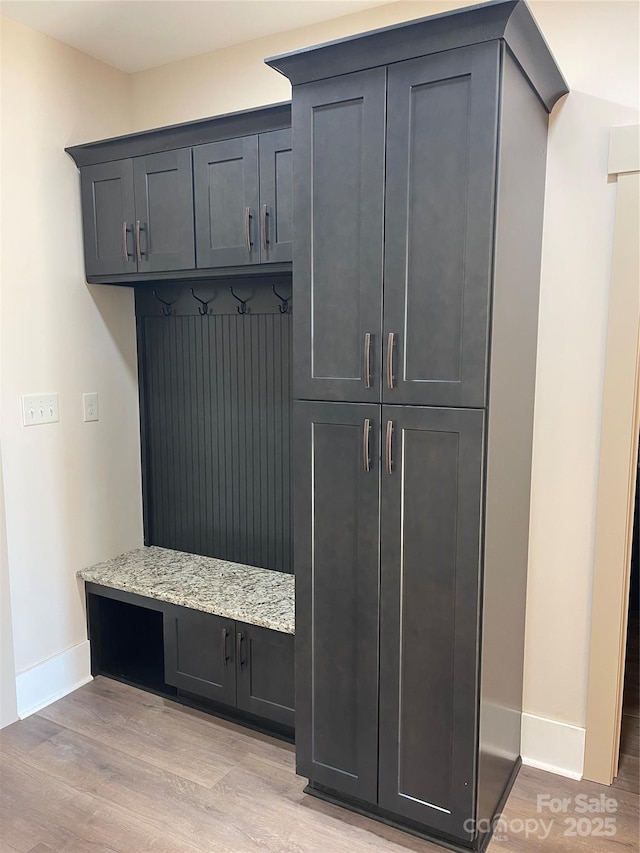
top-left (22, 393), bottom-right (59, 426)
top-left (83, 392), bottom-right (99, 422)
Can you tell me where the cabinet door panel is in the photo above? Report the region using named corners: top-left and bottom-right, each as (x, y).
top-left (194, 137), bottom-right (259, 268)
top-left (293, 70), bottom-right (386, 402)
top-left (294, 401), bottom-right (380, 802)
top-left (164, 605), bottom-right (236, 705)
top-left (379, 406), bottom-right (484, 841)
top-left (236, 622), bottom-right (294, 727)
top-left (383, 44), bottom-right (499, 407)
top-left (258, 129), bottom-right (292, 263)
top-left (134, 149), bottom-right (195, 272)
top-left (80, 160), bottom-right (136, 277)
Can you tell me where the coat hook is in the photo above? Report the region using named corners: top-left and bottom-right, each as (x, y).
top-left (272, 284), bottom-right (290, 314)
top-left (191, 288), bottom-right (215, 316)
top-left (153, 291), bottom-right (175, 316)
top-left (229, 285), bottom-right (249, 315)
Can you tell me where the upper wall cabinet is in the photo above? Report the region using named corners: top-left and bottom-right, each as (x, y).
top-left (81, 150), bottom-right (194, 277)
top-left (290, 44), bottom-right (498, 407)
top-left (193, 128), bottom-right (292, 268)
top-left (66, 103), bottom-right (292, 284)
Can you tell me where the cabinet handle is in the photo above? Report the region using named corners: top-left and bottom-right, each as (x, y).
top-left (221, 627), bottom-right (229, 667)
top-left (244, 207), bottom-right (252, 253)
top-left (385, 419), bottom-right (393, 474)
top-left (262, 204), bottom-right (269, 251)
top-left (364, 332), bottom-right (372, 389)
top-left (122, 221), bottom-right (130, 261)
top-left (236, 631), bottom-right (246, 668)
top-left (386, 332), bottom-right (395, 390)
top-left (135, 220), bottom-right (142, 262)
top-left (363, 418), bottom-right (371, 473)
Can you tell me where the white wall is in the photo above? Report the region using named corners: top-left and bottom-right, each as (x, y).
top-left (0, 16), bottom-right (143, 720)
top-left (127, 0), bottom-right (639, 775)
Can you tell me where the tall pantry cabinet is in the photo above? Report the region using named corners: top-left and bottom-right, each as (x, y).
top-left (266, 1), bottom-right (568, 850)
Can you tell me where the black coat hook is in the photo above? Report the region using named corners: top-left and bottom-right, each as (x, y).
top-left (229, 285), bottom-right (249, 315)
top-left (153, 291), bottom-right (175, 316)
top-left (191, 288), bottom-right (215, 316)
top-left (272, 284), bottom-right (290, 314)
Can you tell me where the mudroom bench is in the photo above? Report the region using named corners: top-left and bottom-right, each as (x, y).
top-left (78, 546), bottom-right (295, 739)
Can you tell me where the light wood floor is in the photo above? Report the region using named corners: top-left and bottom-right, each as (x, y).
top-left (0, 676), bottom-right (638, 853)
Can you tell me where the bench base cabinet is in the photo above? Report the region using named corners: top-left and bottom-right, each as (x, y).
top-left (85, 585), bottom-right (294, 736)
top-left (164, 604), bottom-right (295, 729)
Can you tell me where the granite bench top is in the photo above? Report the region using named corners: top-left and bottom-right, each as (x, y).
top-left (77, 546), bottom-right (294, 634)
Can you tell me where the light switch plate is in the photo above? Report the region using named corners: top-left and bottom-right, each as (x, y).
top-left (22, 393), bottom-right (59, 426)
top-left (83, 392), bottom-right (99, 422)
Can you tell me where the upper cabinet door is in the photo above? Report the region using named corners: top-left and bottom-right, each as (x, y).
top-left (258, 129), bottom-right (292, 263)
top-left (292, 69), bottom-right (386, 402)
top-left (194, 137), bottom-right (259, 268)
top-left (80, 160), bottom-right (136, 277)
top-left (383, 44), bottom-right (500, 408)
top-left (378, 405), bottom-right (484, 842)
top-left (133, 149), bottom-right (195, 273)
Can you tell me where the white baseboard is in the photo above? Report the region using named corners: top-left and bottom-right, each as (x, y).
top-left (521, 712), bottom-right (585, 780)
top-left (16, 640), bottom-right (92, 719)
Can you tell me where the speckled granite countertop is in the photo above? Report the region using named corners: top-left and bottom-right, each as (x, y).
top-left (77, 546), bottom-right (294, 634)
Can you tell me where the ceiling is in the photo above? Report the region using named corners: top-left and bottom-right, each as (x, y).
top-left (0, 0), bottom-right (394, 73)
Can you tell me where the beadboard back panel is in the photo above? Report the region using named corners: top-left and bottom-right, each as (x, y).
top-left (136, 280), bottom-right (293, 573)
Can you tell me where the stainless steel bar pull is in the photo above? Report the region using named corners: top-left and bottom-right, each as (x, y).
top-left (135, 220), bottom-right (142, 262)
top-left (387, 332), bottom-right (395, 390)
top-left (122, 222), bottom-right (130, 261)
top-left (262, 204), bottom-right (269, 251)
top-left (362, 418), bottom-right (371, 472)
top-left (385, 420), bottom-right (393, 474)
top-left (364, 332), bottom-right (372, 389)
top-left (244, 207), bottom-right (252, 252)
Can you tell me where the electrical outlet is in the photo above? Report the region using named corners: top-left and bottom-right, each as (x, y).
top-left (22, 393), bottom-right (59, 426)
top-left (83, 392), bottom-right (99, 422)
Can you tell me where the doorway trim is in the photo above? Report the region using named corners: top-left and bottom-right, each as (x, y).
top-left (583, 125), bottom-right (640, 784)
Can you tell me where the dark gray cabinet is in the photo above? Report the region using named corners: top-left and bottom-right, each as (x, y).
top-left (132, 149), bottom-right (195, 273)
top-left (378, 406), bottom-right (483, 840)
top-left (164, 605), bottom-right (236, 704)
top-left (163, 604), bottom-right (294, 727)
top-left (80, 160), bottom-right (136, 277)
top-left (194, 136), bottom-right (259, 268)
top-left (80, 150), bottom-right (194, 277)
top-left (382, 46), bottom-right (498, 408)
top-left (269, 1), bottom-right (567, 849)
top-left (258, 129), bottom-right (293, 263)
top-left (194, 129), bottom-right (292, 268)
top-left (67, 104), bottom-right (292, 282)
top-left (293, 401), bottom-right (380, 802)
top-left (236, 622), bottom-right (295, 727)
top-left (290, 45), bottom-right (498, 408)
top-left (292, 70), bottom-right (385, 403)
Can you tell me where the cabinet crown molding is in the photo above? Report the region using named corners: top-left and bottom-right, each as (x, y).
top-left (265, 0), bottom-right (568, 113)
top-left (65, 102), bottom-right (291, 168)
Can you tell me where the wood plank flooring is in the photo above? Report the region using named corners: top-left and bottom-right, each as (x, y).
top-left (1, 676), bottom-right (638, 853)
